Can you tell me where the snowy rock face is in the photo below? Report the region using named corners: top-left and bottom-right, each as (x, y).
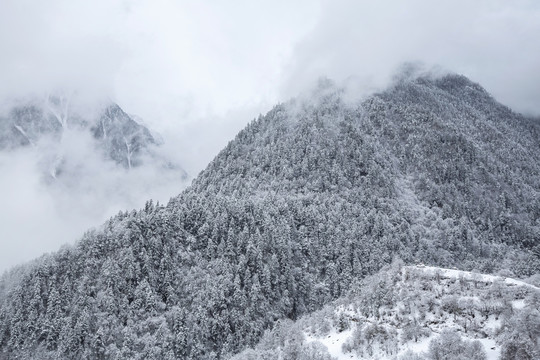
top-left (0, 96), bottom-right (172, 174)
top-left (90, 103), bottom-right (157, 170)
top-left (0, 103), bottom-right (63, 149)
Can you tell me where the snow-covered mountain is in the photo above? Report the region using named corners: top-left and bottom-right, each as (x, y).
top-left (0, 72), bottom-right (539, 359)
top-left (233, 263), bottom-right (540, 360)
top-left (0, 95), bottom-right (186, 178)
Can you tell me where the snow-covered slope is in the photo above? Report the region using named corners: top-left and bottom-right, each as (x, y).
top-left (417, 265), bottom-right (540, 292)
top-left (234, 263), bottom-right (540, 360)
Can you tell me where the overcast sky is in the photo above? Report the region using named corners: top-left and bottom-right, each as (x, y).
top-left (1, 0), bottom-right (540, 271)
top-left (2, 0), bottom-right (540, 173)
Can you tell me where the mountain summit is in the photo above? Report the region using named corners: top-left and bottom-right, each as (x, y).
top-left (0, 72), bottom-right (538, 359)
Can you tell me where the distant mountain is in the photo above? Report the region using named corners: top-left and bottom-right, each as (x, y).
top-left (0, 72), bottom-right (538, 359)
top-left (90, 103), bottom-right (158, 170)
top-left (0, 95), bottom-right (186, 178)
top-left (233, 262), bottom-right (540, 360)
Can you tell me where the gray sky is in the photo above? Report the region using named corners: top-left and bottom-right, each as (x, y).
top-left (1, 0), bottom-right (540, 272)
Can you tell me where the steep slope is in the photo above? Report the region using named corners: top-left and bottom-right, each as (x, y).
top-left (90, 103), bottom-right (159, 170)
top-left (233, 262), bottom-right (540, 360)
top-left (0, 72), bottom-right (539, 359)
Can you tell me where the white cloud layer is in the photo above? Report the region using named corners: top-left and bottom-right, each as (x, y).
top-left (0, 131), bottom-right (188, 272)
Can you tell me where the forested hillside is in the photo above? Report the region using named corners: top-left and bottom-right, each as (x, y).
top-left (0, 72), bottom-right (539, 359)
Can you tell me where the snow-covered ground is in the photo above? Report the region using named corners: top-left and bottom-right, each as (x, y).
top-left (413, 265), bottom-right (540, 291)
top-left (298, 265), bottom-right (538, 360)
top-left (306, 330), bottom-right (353, 360)
top-left (478, 338), bottom-right (499, 360)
